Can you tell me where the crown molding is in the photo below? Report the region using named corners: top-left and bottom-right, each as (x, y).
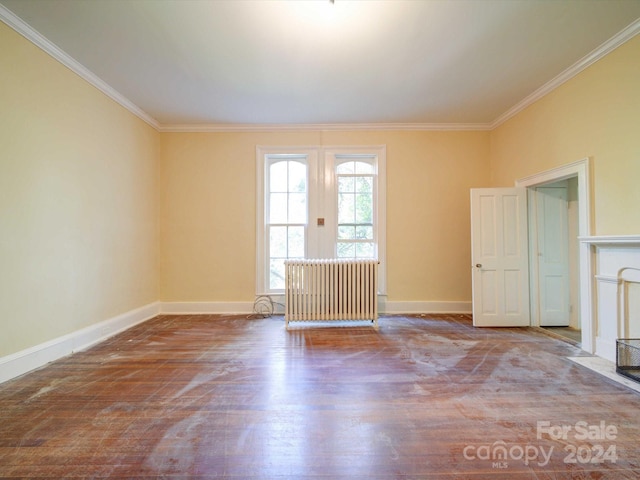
top-left (490, 17), bottom-right (640, 129)
top-left (0, 4), bottom-right (160, 130)
top-left (158, 122), bottom-right (493, 133)
top-left (2, 3), bottom-right (638, 134)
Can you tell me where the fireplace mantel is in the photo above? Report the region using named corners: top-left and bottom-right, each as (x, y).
top-left (580, 235), bottom-right (640, 245)
top-left (579, 236), bottom-right (640, 362)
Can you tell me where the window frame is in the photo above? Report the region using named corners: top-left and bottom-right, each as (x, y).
top-left (323, 147), bottom-right (386, 293)
top-left (266, 156), bottom-right (308, 290)
top-left (256, 145), bottom-right (386, 295)
top-left (256, 146), bottom-right (319, 295)
top-left (334, 156), bottom-right (376, 259)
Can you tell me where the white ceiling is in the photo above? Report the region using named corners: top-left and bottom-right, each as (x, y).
top-left (1, 0), bottom-right (640, 129)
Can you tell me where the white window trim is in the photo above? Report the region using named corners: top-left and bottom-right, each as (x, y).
top-left (323, 146), bottom-right (387, 294)
top-left (256, 145), bottom-right (386, 296)
top-left (256, 146), bottom-right (319, 295)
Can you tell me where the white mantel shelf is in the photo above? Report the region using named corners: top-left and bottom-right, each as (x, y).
top-left (580, 235), bottom-right (640, 245)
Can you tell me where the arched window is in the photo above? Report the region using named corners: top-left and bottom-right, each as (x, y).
top-left (335, 158), bottom-right (376, 259)
top-left (257, 146), bottom-right (385, 295)
top-left (266, 157), bottom-right (307, 290)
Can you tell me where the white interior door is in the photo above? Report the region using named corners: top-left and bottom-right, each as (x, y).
top-left (471, 188), bottom-right (530, 327)
top-left (536, 185), bottom-right (570, 326)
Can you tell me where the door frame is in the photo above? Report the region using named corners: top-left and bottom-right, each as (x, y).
top-left (515, 158), bottom-right (594, 353)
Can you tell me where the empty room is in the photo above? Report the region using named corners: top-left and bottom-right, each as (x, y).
top-left (2, 0), bottom-right (640, 478)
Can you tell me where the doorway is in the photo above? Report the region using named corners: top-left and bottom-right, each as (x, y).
top-left (515, 158), bottom-right (593, 352)
top-left (529, 178), bottom-right (581, 343)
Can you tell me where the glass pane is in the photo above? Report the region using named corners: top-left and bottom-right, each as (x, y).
top-left (355, 193), bottom-right (373, 223)
top-left (356, 242), bottom-right (375, 258)
top-left (356, 225), bottom-right (373, 239)
top-left (269, 226), bottom-right (287, 257)
top-left (288, 161), bottom-right (306, 193)
top-left (337, 242), bottom-right (355, 258)
top-left (355, 161), bottom-right (374, 174)
top-left (338, 176), bottom-right (355, 192)
top-left (356, 176), bottom-right (372, 192)
top-left (270, 258), bottom-right (285, 290)
top-left (288, 193), bottom-right (306, 223)
top-left (269, 193), bottom-right (287, 224)
top-left (336, 161), bottom-right (354, 174)
top-left (338, 193), bottom-right (355, 224)
top-left (288, 226), bottom-right (305, 258)
top-left (270, 161), bottom-right (287, 192)
top-left (338, 225), bottom-right (356, 239)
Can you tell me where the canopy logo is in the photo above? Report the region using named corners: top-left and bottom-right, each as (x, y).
top-left (463, 441), bottom-right (553, 468)
top-left (463, 420), bottom-right (618, 469)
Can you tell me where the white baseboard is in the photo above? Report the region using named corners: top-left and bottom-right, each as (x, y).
top-left (0, 302), bottom-right (160, 384)
top-left (382, 300), bottom-right (472, 314)
top-left (160, 301), bottom-right (256, 314)
top-left (595, 337), bottom-right (617, 363)
top-left (159, 300), bottom-right (472, 315)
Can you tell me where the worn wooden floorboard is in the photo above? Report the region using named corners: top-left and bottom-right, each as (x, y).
top-left (1, 314), bottom-right (639, 479)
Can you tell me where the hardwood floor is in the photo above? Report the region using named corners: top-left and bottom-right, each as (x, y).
top-left (1, 314), bottom-right (639, 479)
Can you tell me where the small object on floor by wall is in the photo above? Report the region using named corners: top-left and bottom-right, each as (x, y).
top-left (248, 295), bottom-right (283, 319)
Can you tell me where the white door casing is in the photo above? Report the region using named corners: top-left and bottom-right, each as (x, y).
top-left (516, 157), bottom-right (592, 352)
top-left (471, 188), bottom-right (530, 327)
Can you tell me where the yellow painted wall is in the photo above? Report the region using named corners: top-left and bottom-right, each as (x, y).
top-left (490, 35), bottom-right (640, 235)
top-left (5, 6), bottom-right (637, 362)
top-left (160, 130), bottom-right (491, 303)
top-left (0, 23), bottom-right (160, 357)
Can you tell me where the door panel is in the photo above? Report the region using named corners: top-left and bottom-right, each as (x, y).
top-left (505, 270), bottom-right (523, 314)
top-left (471, 188), bottom-right (530, 327)
top-left (536, 186), bottom-right (570, 326)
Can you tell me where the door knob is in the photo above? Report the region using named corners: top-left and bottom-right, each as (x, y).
top-left (475, 264), bottom-right (482, 268)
